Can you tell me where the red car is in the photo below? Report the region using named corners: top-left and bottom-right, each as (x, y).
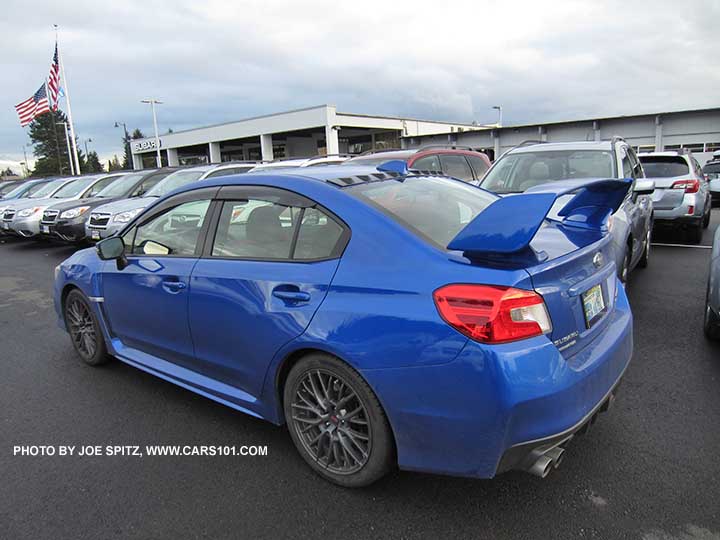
top-left (343, 146), bottom-right (491, 183)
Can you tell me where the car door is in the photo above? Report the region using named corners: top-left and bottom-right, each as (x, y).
top-left (100, 188), bottom-right (216, 366)
top-left (188, 185), bottom-right (349, 400)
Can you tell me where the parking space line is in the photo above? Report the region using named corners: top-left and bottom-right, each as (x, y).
top-left (651, 243), bottom-right (712, 249)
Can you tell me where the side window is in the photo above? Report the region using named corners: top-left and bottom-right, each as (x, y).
top-left (466, 155), bottom-right (489, 178)
top-left (412, 155), bottom-right (442, 172)
top-left (212, 200), bottom-right (299, 259)
top-left (294, 208), bottom-right (344, 260)
top-left (131, 200), bottom-right (211, 256)
top-left (439, 154), bottom-right (474, 182)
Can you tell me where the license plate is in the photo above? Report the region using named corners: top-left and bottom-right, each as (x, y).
top-left (582, 284), bottom-right (606, 328)
top-left (91, 230), bottom-right (100, 240)
top-left (41, 225), bottom-right (49, 233)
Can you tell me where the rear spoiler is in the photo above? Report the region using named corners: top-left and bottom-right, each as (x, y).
top-left (447, 178), bottom-right (632, 258)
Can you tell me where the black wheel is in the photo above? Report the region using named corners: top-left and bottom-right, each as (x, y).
top-left (64, 289), bottom-right (110, 366)
top-left (704, 285), bottom-right (720, 341)
top-left (637, 227), bottom-right (651, 269)
top-left (703, 203), bottom-right (711, 229)
top-left (283, 353), bottom-right (394, 487)
top-left (619, 248), bottom-right (631, 283)
top-left (688, 224), bottom-right (703, 244)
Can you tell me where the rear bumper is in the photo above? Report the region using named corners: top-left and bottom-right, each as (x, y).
top-left (654, 193), bottom-right (705, 225)
top-left (360, 286), bottom-right (633, 479)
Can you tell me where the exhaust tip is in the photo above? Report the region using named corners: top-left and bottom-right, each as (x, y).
top-left (546, 447), bottom-right (565, 469)
top-left (528, 455), bottom-right (554, 478)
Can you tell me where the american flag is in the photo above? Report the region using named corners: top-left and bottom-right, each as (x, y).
top-left (15, 84), bottom-right (51, 127)
top-left (48, 43), bottom-right (60, 111)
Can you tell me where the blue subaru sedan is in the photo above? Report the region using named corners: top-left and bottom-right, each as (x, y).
top-left (54, 164), bottom-right (633, 486)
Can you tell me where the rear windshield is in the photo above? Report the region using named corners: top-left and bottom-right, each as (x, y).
top-left (344, 152), bottom-right (416, 167)
top-left (638, 156), bottom-right (689, 177)
top-left (348, 177), bottom-right (496, 248)
top-left (703, 162), bottom-right (720, 175)
top-left (481, 150), bottom-right (615, 194)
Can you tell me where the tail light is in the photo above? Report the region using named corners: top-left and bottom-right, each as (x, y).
top-left (671, 179), bottom-right (700, 193)
top-left (433, 284), bottom-right (552, 344)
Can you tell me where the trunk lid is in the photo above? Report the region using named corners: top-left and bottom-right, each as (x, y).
top-left (448, 178), bottom-right (631, 357)
top-left (525, 222), bottom-right (618, 358)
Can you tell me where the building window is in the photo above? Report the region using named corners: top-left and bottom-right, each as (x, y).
top-left (636, 145), bottom-right (655, 153)
top-left (705, 142), bottom-right (720, 153)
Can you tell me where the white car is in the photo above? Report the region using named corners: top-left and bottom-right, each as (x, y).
top-left (250, 155), bottom-right (350, 171)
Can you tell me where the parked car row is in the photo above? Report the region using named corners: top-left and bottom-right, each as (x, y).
top-left (3, 140), bottom-right (716, 487)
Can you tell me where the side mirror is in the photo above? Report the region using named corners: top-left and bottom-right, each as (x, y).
top-left (633, 179), bottom-right (655, 195)
top-left (96, 236), bottom-right (128, 269)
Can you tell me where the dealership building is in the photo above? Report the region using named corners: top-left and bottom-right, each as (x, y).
top-left (130, 104), bottom-right (720, 169)
top-left (129, 104), bottom-right (478, 169)
top-left (405, 106), bottom-right (720, 165)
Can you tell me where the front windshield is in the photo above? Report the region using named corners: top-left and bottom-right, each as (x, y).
top-left (3, 182), bottom-right (38, 199)
top-left (51, 177), bottom-right (97, 198)
top-left (481, 150), bottom-right (615, 194)
top-left (144, 170), bottom-right (206, 197)
top-left (30, 179), bottom-right (67, 198)
top-left (348, 176), bottom-right (496, 248)
top-left (96, 173), bottom-right (144, 197)
top-left (0, 182), bottom-right (21, 196)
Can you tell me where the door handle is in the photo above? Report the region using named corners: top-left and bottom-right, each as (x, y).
top-left (272, 288), bottom-right (311, 303)
top-left (162, 280), bottom-right (187, 293)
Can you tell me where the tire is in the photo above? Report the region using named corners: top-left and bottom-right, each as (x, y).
top-left (619, 247), bottom-right (631, 283)
top-left (703, 203), bottom-right (711, 229)
top-left (637, 227), bottom-right (651, 269)
top-left (64, 289), bottom-right (110, 366)
top-left (688, 224), bottom-right (703, 244)
top-left (283, 353), bottom-right (395, 487)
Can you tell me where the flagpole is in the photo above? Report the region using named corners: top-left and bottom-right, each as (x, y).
top-left (55, 25), bottom-right (81, 175)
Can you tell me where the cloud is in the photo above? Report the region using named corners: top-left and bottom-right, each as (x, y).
top-left (0, 0), bottom-right (718, 165)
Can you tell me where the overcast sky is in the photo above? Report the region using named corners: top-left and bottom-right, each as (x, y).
top-left (1, 0), bottom-right (718, 172)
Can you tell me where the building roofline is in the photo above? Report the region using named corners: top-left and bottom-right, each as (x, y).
top-left (336, 110), bottom-right (479, 128)
top-left (401, 106), bottom-right (720, 139)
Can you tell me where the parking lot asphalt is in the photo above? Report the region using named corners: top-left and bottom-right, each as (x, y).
top-left (1, 213), bottom-right (719, 540)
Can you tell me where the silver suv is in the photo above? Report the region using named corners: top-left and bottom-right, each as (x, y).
top-left (638, 151), bottom-right (711, 243)
top-left (480, 138), bottom-right (655, 282)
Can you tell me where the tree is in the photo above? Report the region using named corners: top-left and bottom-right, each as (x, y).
top-left (108, 155), bottom-right (123, 171)
top-left (28, 110), bottom-right (72, 176)
top-left (121, 128), bottom-right (145, 169)
top-left (85, 151), bottom-right (104, 173)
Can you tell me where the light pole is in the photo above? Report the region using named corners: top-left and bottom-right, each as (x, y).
top-left (141, 99), bottom-right (163, 167)
top-left (492, 105), bottom-right (503, 127)
top-left (83, 138), bottom-right (93, 157)
top-left (22, 145), bottom-right (29, 177)
top-left (57, 122), bottom-right (75, 176)
top-left (114, 121), bottom-right (130, 169)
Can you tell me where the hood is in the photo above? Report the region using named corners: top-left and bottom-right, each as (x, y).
top-left (91, 196), bottom-right (153, 216)
top-left (3, 197), bottom-right (73, 212)
top-left (45, 196), bottom-right (123, 214)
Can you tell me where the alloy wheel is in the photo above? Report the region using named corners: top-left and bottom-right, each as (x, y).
top-left (66, 298), bottom-right (97, 360)
top-left (290, 369), bottom-right (372, 475)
